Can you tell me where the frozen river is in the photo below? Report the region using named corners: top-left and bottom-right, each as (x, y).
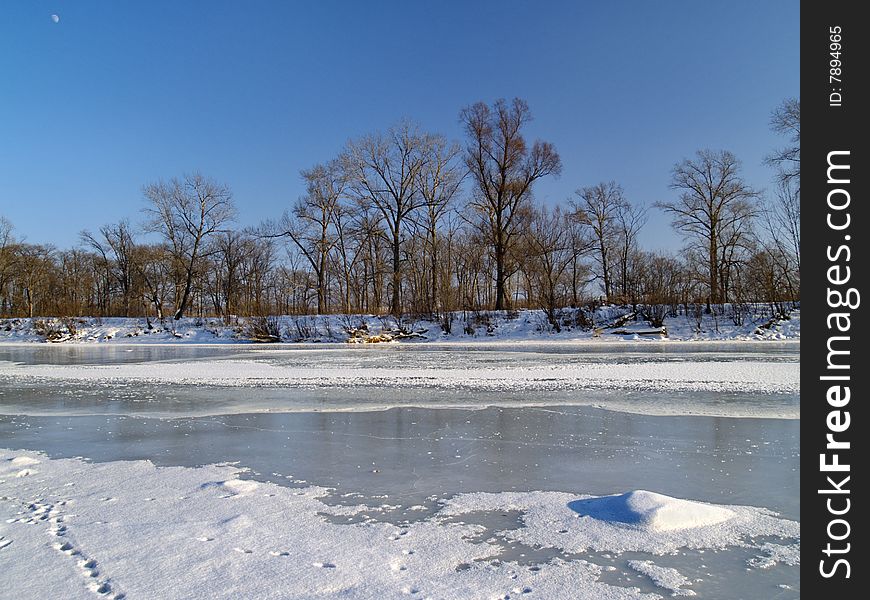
top-left (0, 343), bottom-right (799, 599)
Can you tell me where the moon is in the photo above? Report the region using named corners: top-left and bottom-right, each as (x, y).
top-left (51, 14), bottom-right (60, 23)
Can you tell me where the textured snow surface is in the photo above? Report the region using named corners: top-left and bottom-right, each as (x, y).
top-left (0, 450), bottom-right (800, 599)
top-left (0, 358), bottom-right (799, 394)
top-left (627, 560), bottom-right (696, 596)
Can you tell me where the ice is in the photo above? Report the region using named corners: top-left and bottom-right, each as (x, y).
top-left (0, 353), bottom-right (799, 395)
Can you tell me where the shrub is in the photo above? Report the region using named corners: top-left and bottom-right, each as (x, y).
top-left (247, 316), bottom-right (282, 342)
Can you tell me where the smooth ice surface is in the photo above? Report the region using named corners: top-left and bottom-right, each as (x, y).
top-left (0, 449), bottom-right (798, 600)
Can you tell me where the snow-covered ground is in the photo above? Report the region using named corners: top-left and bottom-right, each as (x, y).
top-left (0, 306), bottom-right (800, 345)
top-left (0, 449), bottom-right (799, 600)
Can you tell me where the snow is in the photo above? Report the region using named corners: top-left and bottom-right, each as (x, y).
top-left (0, 357), bottom-right (798, 396)
top-left (0, 307), bottom-right (800, 345)
top-left (747, 542), bottom-right (801, 569)
top-left (439, 490), bottom-right (799, 556)
top-left (566, 490), bottom-right (735, 532)
top-left (627, 560), bottom-right (696, 597)
top-left (0, 449), bottom-right (799, 599)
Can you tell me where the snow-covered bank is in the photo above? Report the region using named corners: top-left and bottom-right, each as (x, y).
top-left (0, 356), bottom-right (799, 395)
top-left (0, 307), bottom-right (799, 345)
top-left (0, 450), bottom-right (799, 600)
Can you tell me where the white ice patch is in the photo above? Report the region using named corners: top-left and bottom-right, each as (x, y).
top-left (0, 358), bottom-right (799, 394)
top-left (747, 542), bottom-right (801, 569)
top-left (627, 560), bottom-right (696, 596)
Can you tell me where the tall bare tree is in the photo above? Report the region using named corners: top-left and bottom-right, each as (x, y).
top-left (613, 200), bottom-right (647, 302)
top-left (81, 220), bottom-right (137, 316)
top-left (572, 181), bottom-right (629, 302)
top-left (342, 121), bottom-right (427, 316)
top-left (144, 174), bottom-right (235, 319)
top-left (414, 134), bottom-right (465, 314)
top-left (657, 150), bottom-right (759, 307)
top-left (460, 98), bottom-right (561, 310)
top-left (268, 161), bottom-right (344, 314)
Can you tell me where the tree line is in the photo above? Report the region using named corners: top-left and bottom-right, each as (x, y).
top-left (0, 97), bottom-right (799, 329)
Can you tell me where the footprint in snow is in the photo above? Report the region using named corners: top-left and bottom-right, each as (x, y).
top-left (312, 561), bottom-right (336, 568)
top-left (89, 581), bottom-right (112, 595)
top-left (233, 547), bottom-right (253, 554)
top-left (80, 558), bottom-right (99, 577)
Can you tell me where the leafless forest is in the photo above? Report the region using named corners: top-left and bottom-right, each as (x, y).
top-left (0, 98), bottom-right (799, 328)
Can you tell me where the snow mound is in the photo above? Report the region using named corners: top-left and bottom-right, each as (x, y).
top-left (568, 490), bottom-right (734, 532)
top-left (199, 479), bottom-right (260, 495)
top-left (440, 489), bottom-right (799, 555)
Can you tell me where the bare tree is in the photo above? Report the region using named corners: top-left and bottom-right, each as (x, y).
top-left (572, 181), bottom-right (628, 302)
top-left (144, 174), bottom-right (236, 319)
top-left (657, 150), bottom-right (759, 307)
top-left (460, 98), bottom-right (562, 310)
top-left (764, 98), bottom-right (800, 189)
top-left (414, 134), bottom-right (465, 314)
top-left (17, 244), bottom-right (56, 318)
top-left (342, 121), bottom-right (428, 316)
top-left (613, 200), bottom-right (647, 302)
top-left (267, 161), bottom-right (344, 314)
top-left (211, 230), bottom-right (259, 318)
top-left (81, 220), bottom-right (137, 316)
top-left (0, 217), bottom-right (18, 315)
top-left (134, 244), bottom-right (171, 325)
top-left (522, 204), bottom-right (582, 330)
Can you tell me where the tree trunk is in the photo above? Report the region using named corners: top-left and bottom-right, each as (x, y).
top-left (494, 239), bottom-right (507, 311)
top-left (708, 235), bottom-right (719, 307)
top-left (430, 230), bottom-right (438, 315)
top-left (391, 228), bottom-right (401, 316)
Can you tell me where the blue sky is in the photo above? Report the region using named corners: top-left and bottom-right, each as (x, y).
top-left (1, 1), bottom-right (798, 252)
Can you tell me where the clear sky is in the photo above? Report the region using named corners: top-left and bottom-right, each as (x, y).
top-left (1, 1), bottom-right (799, 252)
